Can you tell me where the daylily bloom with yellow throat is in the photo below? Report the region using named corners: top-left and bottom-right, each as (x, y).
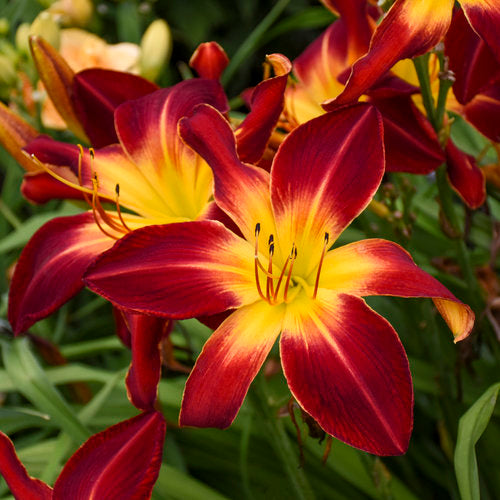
top-left (85, 103), bottom-right (474, 455)
top-left (284, 0), bottom-right (490, 208)
top-left (329, 0), bottom-right (500, 108)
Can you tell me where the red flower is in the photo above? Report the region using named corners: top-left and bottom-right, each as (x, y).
top-left (85, 103), bottom-right (473, 455)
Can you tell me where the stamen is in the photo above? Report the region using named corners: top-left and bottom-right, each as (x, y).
top-left (266, 236), bottom-right (275, 301)
top-left (313, 232), bottom-right (329, 299)
top-left (283, 245), bottom-right (297, 302)
top-left (115, 184), bottom-right (132, 233)
top-left (91, 174), bottom-right (125, 237)
top-left (254, 223), bottom-right (267, 301)
top-left (27, 152), bottom-right (94, 196)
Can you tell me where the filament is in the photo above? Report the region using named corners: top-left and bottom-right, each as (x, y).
top-left (266, 235), bottom-right (275, 301)
top-left (115, 184), bottom-right (132, 232)
top-left (313, 232), bottom-right (329, 299)
top-left (283, 245), bottom-right (297, 302)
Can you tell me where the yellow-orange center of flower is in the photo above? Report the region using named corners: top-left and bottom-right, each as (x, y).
top-left (254, 223), bottom-right (328, 305)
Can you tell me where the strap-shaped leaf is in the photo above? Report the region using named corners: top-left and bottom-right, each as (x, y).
top-left (454, 382), bottom-right (500, 500)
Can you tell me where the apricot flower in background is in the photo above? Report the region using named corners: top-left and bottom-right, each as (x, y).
top-left (0, 411), bottom-right (165, 499)
top-left (85, 103), bottom-right (474, 455)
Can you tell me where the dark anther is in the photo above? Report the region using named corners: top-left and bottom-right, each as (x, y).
top-left (324, 232), bottom-right (329, 244)
top-left (268, 234), bottom-right (274, 245)
top-left (255, 222), bottom-right (261, 235)
top-left (115, 184), bottom-right (120, 196)
top-left (269, 243), bottom-right (275, 255)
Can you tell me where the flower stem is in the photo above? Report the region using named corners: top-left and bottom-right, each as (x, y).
top-left (221, 0), bottom-right (291, 86)
top-left (414, 52), bottom-right (482, 310)
top-left (248, 375), bottom-right (315, 500)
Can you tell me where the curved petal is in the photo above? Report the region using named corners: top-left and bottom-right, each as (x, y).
top-left (122, 311), bottom-right (170, 411)
top-left (0, 432), bottom-right (52, 499)
top-left (0, 102), bottom-right (39, 172)
top-left (445, 8), bottom-right (500, 105)
top-left (320, 238), bottom-right (474, 341)
top-left (189, 41), bottom-right (229, 79)
top-left (325, 0), bottom-right (454, 108)
top-left (180, 300), bottom-right (284, 428)
top-left (445, 140), bottom-right (486, 209)
top-left (463, 85), bottom-right (500, 143)
top-left (8, 212), bottom-right (117, 334)
top-left (179, 103), bottom-right (275, 244)
top-left (461, 0), bottom-right (500, 64)
top-left (72, 68), bottom-right (159, 148)
top-left (29, 35), bottom-right (88, 141)
top-left (235, 54), bottom-right (291, 164)
top-left (115, 79), bottom-right (228, 219)
top-left (319, 0), bottom-right (375, 63)
top-left (53, 411), bottom-right (166, 500)
top-left (271, 103), bottom-right (384, 275)
top-left (281, 291), bottom-right (413, 456)
top-left (85, 220), bottom-right (258, 319)
top-left (371, 95), bottom-right (444, 174)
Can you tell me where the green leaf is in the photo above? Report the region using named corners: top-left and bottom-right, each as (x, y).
top-left (1, 338), bottom-right (90, 443)
top-left (454, 382), bottom-right (500, 500)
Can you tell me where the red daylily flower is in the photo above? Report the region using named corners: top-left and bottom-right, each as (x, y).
top-left (329, 0), bottom-right (500, 108)
top-left (85, 103), bottom-right (474, 455)
top-left (0, 411), bottom-right (165, 499)
top-left (285, 1), bottom-right (491, 208)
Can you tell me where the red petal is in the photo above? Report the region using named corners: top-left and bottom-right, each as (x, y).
top-left (179, 104), bottom-right (275, 243)
top-left (0, 432), bottom-right (52, 499)
top-left (85, 221), bottom-right (258, 318)
top-left (180, 300), bottom-right (284, 428)
top-left (371, 95), bottom-right (444, 174)
top-left (72, 68), bottom-right (159, 148)
top-left (189, 42), bottom-right (229, 80)
top-left (325, 0), bottom-right (453, 108)
top-left (21, 171), bottom-right (86, 204)
top-left (463, 85), bottom-right (500, 143)
top-left (271, 103), bottom-right (384, 275)
top-left (281, 292), bottom-right (413, 456)
top-left (319, 0), bottom-right (375, 62)
top-left (29, 35), bottom-right (88, 141)
top-left (8, 212), bottom-right (116, 334)
top-left (122, 310), bottom-right (171, 410)
top-left (235, 54), bottom-right (291, 164)
top-left (53, 411), bottom-right (166, 500)
top-left (445, 140), bottom-right (486, 209)
top-left (0, 102), bottom-right (39, 172)
top-left (461, 0), bottom-right (500, 64)
top-left (115, 79), bottom-right (228, 178)
top-left (445, 8), bottom-right (500, 105)
top-left (321, 238), bottom-right (475, 341)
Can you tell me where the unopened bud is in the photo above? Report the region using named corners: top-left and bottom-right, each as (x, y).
top-left (15, 23), bottom-right (31, 54)
top-left (0, 18), bottom-right (9, 36)
top-left (48, 0), bottom-right (93, 27)
top-left (140, 19), bottom-right (171, 81)
top-left (0, 54), bottom-right (17, 87)
top-left (29, 12), bottom-right (60, 50)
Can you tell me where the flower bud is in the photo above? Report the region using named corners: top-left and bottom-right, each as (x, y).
top-left (15, 23), bottom-right (31, 54)
top-left (0, 54), bottom-right (17, 87)
top-left (139, 19), bottom-right (171, 81)
top-left (48, 0), bottom-right (93, 27)
top-left (0, 18), bottom-right (9, 36)
top-left (29, 12), bottom-right (60, 50)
